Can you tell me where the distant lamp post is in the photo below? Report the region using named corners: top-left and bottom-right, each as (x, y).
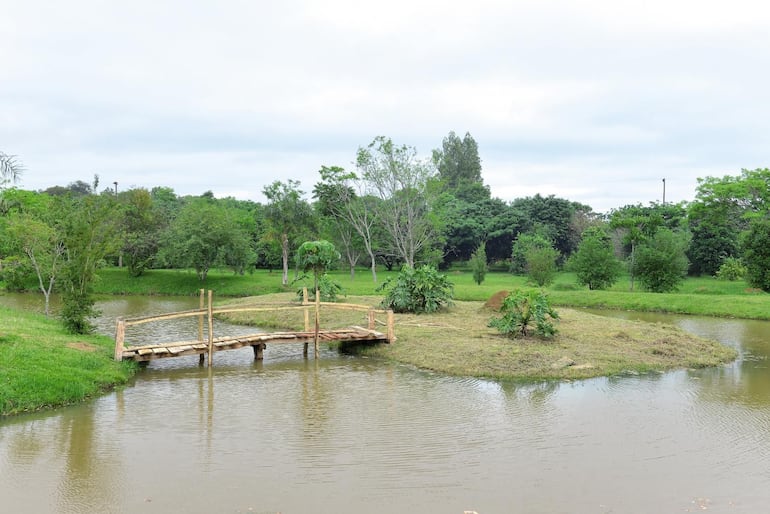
top-left (113, 181), bottom-right (118, 196)
top-left (662, 178), bottom-right (666, 205)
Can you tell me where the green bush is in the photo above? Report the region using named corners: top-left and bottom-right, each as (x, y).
top-left (378, 265), bottom-right (454, 313)
top-left (526, 245), bottom-right (559, 287)
top-left (469, 243), bottom-right (488, 285)
top-left (568, 226), bottom-right (622, 290)
top-left (633, 228), bottom-right (690, 293)
top-left (488, 289), bottom-right (559, 339)
top-left (742, 219), bottom-right (770, 291)
top-left (294, 272), bottom-right (343, 302)
top-left (715, 257), bottom-right (746, 281)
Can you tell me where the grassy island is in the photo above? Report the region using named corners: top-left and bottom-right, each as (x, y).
top-left (221, 293), bottom-right (738, 381)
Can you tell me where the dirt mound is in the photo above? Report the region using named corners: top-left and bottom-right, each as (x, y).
top-left (484, 290), bottom-right (510, 310)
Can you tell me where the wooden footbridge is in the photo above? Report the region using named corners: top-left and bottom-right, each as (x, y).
top-left (114, 289), bottom-right (395, 366)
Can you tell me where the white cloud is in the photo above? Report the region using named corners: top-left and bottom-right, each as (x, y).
top-left (2, 0), bottom-right (769, 212)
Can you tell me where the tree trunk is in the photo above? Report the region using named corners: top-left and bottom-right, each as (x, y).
top-left (281, 232), bottom-right (289, 286)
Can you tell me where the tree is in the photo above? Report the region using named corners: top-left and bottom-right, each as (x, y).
top-left (356, 136), bottom-right (440, 268)
top-left (633, 228), bottom-right (691, 293)
top-left (526, 244), bottom-right (559, 287)
top-left (741, 218), bottom-right (770, 291)
top-left (511, 194), bottom-right (593, 259)
top-left (263, 180), bottom-right (315, 286)
top-left (469, 243), bottom-right (488, 285)
top-left (121, 188), bottom-right (164, 277)
top-left (297, 240), bottom-right (340, 357)
top-left (313, 166), bottom-right (374, 281)
top-left (0, 152), bottom-right (23, 187)
top-left (57, 193), bottom-right (121, 333)
top-left (6, 213), bottom-right (64, 315)
top-left (511, 232), bottom-right (551, 274)
top-left (162, 197), bottom-right (253, 281)
top-left (432, 131), bottom-right (484, 200)
top-left (610, 204), bottom-right (666, 290)
top-left (568, 226), bottom-right (622, 290)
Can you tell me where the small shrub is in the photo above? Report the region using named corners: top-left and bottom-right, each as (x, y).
top-left (469, 243), bottom-right (488, 285)
top-left (294, 273), bottom-right (343, 302)
top-left (526, 246), bottom-right (558, 287)
top-left (716, 257), bottom-right (746, 281)
top-left (378, 265), bottom-right (454, 313)
top-left (488, 289), bottom-right (559, 339)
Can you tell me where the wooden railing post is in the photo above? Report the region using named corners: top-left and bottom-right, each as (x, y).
top-left (114, 318), bottom-right (126, 361)
top-left (207, 289), bottom-right (214, 367)
top-left (198, 288), bottom-right (205, 365)
top-left (368, 309), bottom-right (376, 330)
top-left (314, 289), bottom-right (320, 359)
top-left (387, 310), bottom-right (395, 343)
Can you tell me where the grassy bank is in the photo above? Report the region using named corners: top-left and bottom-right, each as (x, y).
top-left (88, 267), bottom-right (770, 320)
top-left (220, 293), bottom-right (738, 381)
top-left (0, 305), bottom-right (136, 417)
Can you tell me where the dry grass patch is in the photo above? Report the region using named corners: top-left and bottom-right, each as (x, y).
top-left (219, 294), bottom-right (737, 381)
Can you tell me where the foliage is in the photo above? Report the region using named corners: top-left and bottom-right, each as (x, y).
top-left (510, 232), bottom-right (552, 274)
top-left (0, 151), bottom-right (23, 187)
top-left (161, 197), bottom-right (254, 281)
top-left (526, 245), bottom-right (559, 287)
top-left (263, 180), bottom-right (315, 286)
top-left (488, 289), bottom-right (559, 339)
top-left (432, 131), bottom-right (484, 196)
top-left (469, 243), bottom-right (488, 285)
top-left (715, 257), bottom-right (746, 281)
top-left (686, 220), bottom-right (739, 276)
top-left (568, 226), bottom-right (622, 290)
top-left (121, 188), bottom-right (164, 277)
top-left (741, 218), bottom-right (770, 291)
top-left (356, 136), bottom-right (440, 268)
top-left (511, 194), bottom-right (593, 258)
top-left (296, 239), bottom-right (340, 299)
top-left (294, 272), bottom-right (344, 302)
top-left (378, 265), bottom-right (454, 313)
top-left (633, 228), bottom-right (691, 293)
top-left (57, 194), bottom-right (121, 334)
top-left (0, 255), bottom-right (33, 292)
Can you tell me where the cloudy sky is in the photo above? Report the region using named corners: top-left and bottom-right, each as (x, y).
top-left (2, 0), bottom-right (768, 213)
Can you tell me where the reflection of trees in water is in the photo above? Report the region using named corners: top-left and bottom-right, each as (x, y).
top-left (299, 359), bottom-right (331, 443)
top-left (53, 404), bottom-right (122, 513)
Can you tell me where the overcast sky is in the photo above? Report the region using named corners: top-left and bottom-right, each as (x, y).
top-left (2, 0), bottom-right (768, 213)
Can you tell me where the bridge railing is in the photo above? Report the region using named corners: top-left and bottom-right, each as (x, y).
top-left (114, 289), bottom-right (395, 363)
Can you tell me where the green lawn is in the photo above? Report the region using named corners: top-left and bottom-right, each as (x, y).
top-left (88, 267), bottom-right (770, 320)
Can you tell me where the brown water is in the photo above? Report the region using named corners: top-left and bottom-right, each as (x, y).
top-left (1, 295), bottom-right (769, 513)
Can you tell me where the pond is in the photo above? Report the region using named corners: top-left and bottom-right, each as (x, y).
top-left (1, 295), bottom-right (769, 513)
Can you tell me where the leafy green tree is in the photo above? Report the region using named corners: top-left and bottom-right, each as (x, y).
top-left (313, 166), bottom-right (374, 280)
top-left (378, 265), bottom-right (454, 313)
top-left (526, 244), bottom-right (559, 287)
top-left (469, 243), bottom-right (488, 285)
top-left (568, 226), bottom-right (622, 290)
top-left (741, 218), bottom-right (770, 291)
top-left (488, 289), bottom-right (559, 339)
top-left (121, 188), bottom-right (165, 277)
top-left (6, 213), bottom-right (64, 315)
top-left (297, 240), bottom-right (340, 294)
top-left (633, 228), bottom-right (691, 293)
top-left (356, 136), bottom-right (440, 269)
top-left (162, 197), bottom-right (253, 281)
top-left (263, 180), bottom-right (315, 286)
top-left (511, 232), bottom-right (551, 274)
top-left (511, 194), bottom-right (593, 259)
top-left (432, 131), bottom-right (484, 199)
top-left (57, 193), bottom-right (121, 333)
top-left (715, 257), bottom-right (746, 281)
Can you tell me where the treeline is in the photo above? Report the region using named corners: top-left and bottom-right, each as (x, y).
top-left (1, 135), bottom-right (769, 332)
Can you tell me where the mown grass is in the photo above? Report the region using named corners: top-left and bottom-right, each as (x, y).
top-left (0, 305), bottom-right (136, 416)
top-left (89, 267), bottom-right (770, 320)
top-left (219, 293), bottom-right (738, 381)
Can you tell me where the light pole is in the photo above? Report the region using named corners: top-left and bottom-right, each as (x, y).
top-left (113, 181), bottom-right (118, 196)
top-left (662, 178), bottom-right (666, 205)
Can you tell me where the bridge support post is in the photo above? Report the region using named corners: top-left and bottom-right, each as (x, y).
top-left (207, 289), bottom-right (214, 368)
top-left (114, 318), bottom-right (125, 361)
top-left (253, 343), bottom-right (265, 360)
top-left (387, 310), bottom-right (395, 343)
